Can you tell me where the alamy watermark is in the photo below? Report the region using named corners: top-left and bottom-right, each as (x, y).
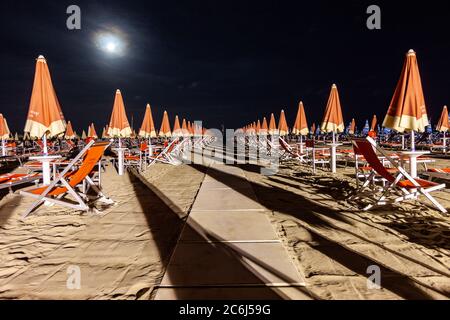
top-left (367, 265), bottom-right (381, 290)
top-left (66, 265), bottom-right (81, 290)
top-left (367, 5), bottom-right (381, 30)
top-left (66, 5), bottom-right (81, 30)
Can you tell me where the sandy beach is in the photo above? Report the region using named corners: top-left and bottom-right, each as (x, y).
top-left (0, 161), bottom-right (206, 299)
top-left (1, 151), bottom-right (449, 300)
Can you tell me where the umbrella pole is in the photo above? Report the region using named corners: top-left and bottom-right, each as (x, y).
top-left (401, 134), bottom-right (405, 150)
top-left (411, 130), bottom-right (415, 152)
top-left (118, 137), bottom-right (124, 176)
top-left (444, 132), bottom-right (447, 154)
top-left (1, 139), bottom-right (5, 157)
top-left (300, 135), bottom-right (303, 154)
top-left (42, 134), bottom-right (51, 185)
top-left (331, 131), bottom-right (337, 173)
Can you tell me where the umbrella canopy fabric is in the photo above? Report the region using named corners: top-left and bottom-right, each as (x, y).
top-left (139, 104), bottom-right (157, 138)
top-left (104, 125), bottom-right (110, 138)
top-left (268, 113), bottom-right (278, 135)
top-left (256, 120), bottom-right (261, 135)
top-left (0, 114), bottom-right (10, 140)
top-left (382, 50), bottom-right (429, 133)
top-left (260, 117), bottom-right (268, 136)
top-left (172, 115), bottom-right (182, 137)
top-left (88, 123), bottom-right (98, 139)
top-left (436, 106), bottom-right (449, 132)
top-left (24, 55), bottom-right (66, 138)
top-left (321, 84), bottom-right (345, 133)
top-left (349, 118), bottom-right (356, 135)
top-left (64, 121), bottom-right (76, 140)
top-left (181, 118), bottom-right (190, 137)
top-left (278, 110), bottom-right (289, 136)
top-left (159, 111), bottom-right (172, 138)
top-left (293, 101), bottom-right (309, 136)
top-left (370, 115), bottom-right (377, 132)
top-left (108, 89), bottom-right (132, 138)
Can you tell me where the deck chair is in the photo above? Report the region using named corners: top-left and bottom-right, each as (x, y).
top-left (20, 140), bottom-right (113, 218)
top-left (305, 139), bottom-right (330, 173)
top-left (0, 173), bottom-right (41, 193)
top-left (351, 137), bottom-right (447, 213)
top-left (423, 167), bottom-right (450, 182)
top-left (278, 137), bottom-right (306, 162)
top-left (148, 138), bottom-right (182, 166)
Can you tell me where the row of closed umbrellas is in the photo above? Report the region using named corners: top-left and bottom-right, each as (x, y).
top-left (241, 49), bottom-right (449, 152)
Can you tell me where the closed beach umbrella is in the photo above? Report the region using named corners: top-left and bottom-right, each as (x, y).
top-left (278, 110), bottom-right (289, 136)
top-left (14, 132), bottom-right (19, 141)
top-left (268, 113), bottom-right (277, 136)
top-left (24, 55), bottom-right (66, 141)
top-left (0, 114), bottom-right (10, 156)
top-left (349, 118), bottom-right (356, 135)
top-left (256, 119), bottom-right (261, 135)
top-left (159, 111), bottom-right (172, 138)
top-left (382, 50), bottom-right (429, 151)
top-left (139, 104), bottom-right (157, 138)
top-left (64, 121), bottom-right (76, 140)
top-left (104, 125), bottom-right (110, 139)
top-left (181, 118), bottom-right (189, 137)
top-left (88, 123), bottom-right (98, 139)
top-left (260, 117), bottom-right (268, 136)
top-left (108, 89), bottom-right (132, 138)
top-left (24, 55), bottom-right (66, 184)
top-left (436, 106), bottom-right (449, 132)
top-left (370, 115), bottom-right (377, 132)
top-left (108, 89), bottom-right (132, 175)
top-left (293, 101), bottom-right (309, 136)
top-left (172, 115), bottom-right (182, 137)
top-left (436, 105), bottom-right (449, 152)
top-left (320, 84), bottom-right (344, 135)
top-left (321, 84), bottom-right (344, 173)
top-left (81, 130), bottom-right (87, 140)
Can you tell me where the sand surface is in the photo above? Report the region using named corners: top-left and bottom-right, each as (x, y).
top-left (0, 161), bottom-right (206, 299)
top-left (0, 152), bottom-right (449, 300)
top-left (240, 159), bottom-right (450, 299)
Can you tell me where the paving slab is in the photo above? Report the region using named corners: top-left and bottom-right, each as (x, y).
top-left (159, 242), bottom-right (306, 287)
top-left (155, 164), bottom-right (307, 300)
top-left (181, 211), bottom-right (279, 242)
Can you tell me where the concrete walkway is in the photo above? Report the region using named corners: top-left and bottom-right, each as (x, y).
top-left (155, 161), bottom-right (309, 299)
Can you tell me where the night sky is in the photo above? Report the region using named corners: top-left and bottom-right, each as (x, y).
top-left (1, 0), bottom-right (450, 133)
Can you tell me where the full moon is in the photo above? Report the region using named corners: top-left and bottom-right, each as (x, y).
top-left (94, 30), bottom-right (126, 56)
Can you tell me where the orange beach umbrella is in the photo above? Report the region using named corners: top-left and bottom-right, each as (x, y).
top-left (172, 115), bottom-right (182, 137)
top-left (108, 89), bottom-right (132, 138)
top-left (293, 101), bottom-right (309, 136)
top-left (88, 123), bottom-right (98, 139)
top-left (436, 106), bottom-right (449, 132)
top-left (159, 111), bottom-right (172, 138)
top-left (268, 113), bottom-right (278, 135)
top-left (278, 110), bottom-right (289, 136)
top-left (0, 114), bottom-right (10, 140)
top-left (321, 84), bottom-right (344, 133)
top-left (24, 55), bottom-right (66, 138)
top-left (370, 115), bottom-right (377, 132)
top-left (64, 121), bottom-right (76, 140)
top-left (349, 118), bottom-right (356, 135)
top-left (260, 117), bottom-right (268, 136)
top-left (383, 50), bottom-right (428, 133)
top-left (139, 104), bottom-right (157, 138)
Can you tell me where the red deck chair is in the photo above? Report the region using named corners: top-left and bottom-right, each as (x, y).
top-left (352, 137), bottom-right (447, 213)
top-left (278, 137), bottom-right (306, 162)
top-left (148, 138), bottom-right (182, 166)
top-left (0, 173), bottom-right (41, 193)
top-left (20, 140), bottom-right (113, 218)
